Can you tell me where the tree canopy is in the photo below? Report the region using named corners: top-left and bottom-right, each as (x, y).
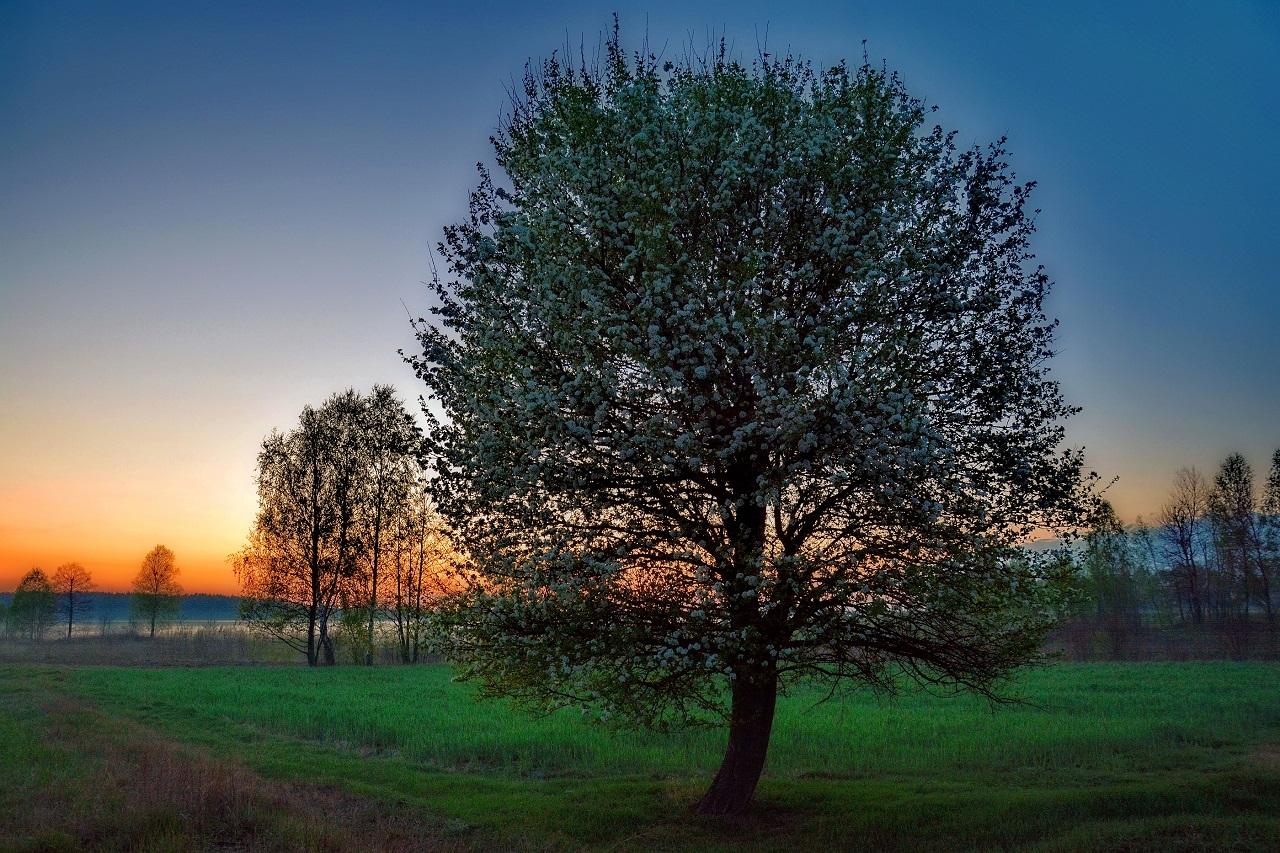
top-left (233, 385), bottom-right (434, 666)
top-left (52, 562), bottom-right (94, 640)
top-left (7, 568), bottom-right (56, 640)
top-left (412, 35), bottom-right (1086, 815)
top-left (132, 544), bottom-right (184, 637)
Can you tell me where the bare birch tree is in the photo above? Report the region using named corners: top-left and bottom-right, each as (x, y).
top-left (356, 385), bottom-right (422, 665)
top-left (1158, 467), bottom-right (1211, 624)
top-left (235, 392), bottom-right (366, 666)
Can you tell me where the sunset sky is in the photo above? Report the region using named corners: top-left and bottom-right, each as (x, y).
top-left (2, 1), bottom-right (1277, 595)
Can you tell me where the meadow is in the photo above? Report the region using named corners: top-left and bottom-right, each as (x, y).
top-left (3, 661), bottom-right (1279, 851)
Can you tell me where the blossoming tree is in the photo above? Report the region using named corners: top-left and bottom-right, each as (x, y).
top-left (412, 35), bottom-right (1086, 815)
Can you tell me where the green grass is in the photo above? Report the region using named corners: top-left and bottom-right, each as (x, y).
top-left (4, 662), bottom-right (1280, 851)
top-left (0, 669), bottom-right (486, 852)
top-left (58, 662), bottom-right (1280, 776)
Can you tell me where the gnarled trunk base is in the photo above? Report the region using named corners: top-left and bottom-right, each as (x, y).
top-left (696, 671), bottom-right (777, 816)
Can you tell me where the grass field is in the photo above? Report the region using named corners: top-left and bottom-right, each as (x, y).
top-left (3, 662), bottom-right (1279, 851)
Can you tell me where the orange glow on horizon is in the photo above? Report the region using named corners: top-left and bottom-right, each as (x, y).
top-left (0, 539), bottom-right (242, 597)
top-left (1, 478), bottom-right (1180, 597)
top-left (0, 404), bottom-right (1192, 599)
top-left (0, 464), bottom-right (253, 597)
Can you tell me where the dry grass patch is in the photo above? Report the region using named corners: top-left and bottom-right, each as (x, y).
top-left (0, 685), bottom-right (485, 852)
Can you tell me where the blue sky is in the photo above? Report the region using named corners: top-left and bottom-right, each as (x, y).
top-left (1, 0), bottom-right (1277, 591)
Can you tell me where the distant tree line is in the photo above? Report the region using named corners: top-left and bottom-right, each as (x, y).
top-left (233, 386), bottom-right (1279, 670)
top-left (2, 546), bottom-right (185, 639)
top-left (232, 385), bottom-right (457, 667)
top-left (1062, 449), bottom-right (1280, 659)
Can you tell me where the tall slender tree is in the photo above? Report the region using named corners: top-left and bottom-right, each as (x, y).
top-left (1159, 468), bottom-right (1210, 624)
top-left (235, 395), bottom-right (357, 666)
top-left (387, 484), bottom-right (457, 663)
top-left (1257, 449), bottom-right (1280, 622)
top-left (1129, 517), bottom-right (1174, 627)
top-left (1209, 453), bottom-right (1269, 621)
top-left (413, 33), bottom-right (1086, 815)
top-left (234, 387), bottom-right (427, 665)
top-left (357, 385), bottom-right (422, 665)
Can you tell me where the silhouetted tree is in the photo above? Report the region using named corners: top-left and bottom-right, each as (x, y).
top-left (131, 544), bottom-right (184, 637)
top-left (1209, 453), bottom-right (1269, 621)
top-left (413, 34), bottom-right (1087, 815)
top-left (387, 485), bottom-right (457, 663)
top-left (356, 385), bottom-right (422, 665)
top-left (1261, 449), bottom-right (1280, 620)
top-left (235, 387), bottom-right (425, 666)
top-left (236, 394), bottom-right (355, 665)
top-left (7, 568), bottom-right (56, 639)
top-left (1129, 516), bottom-right (1174, 627)
top-left (1158, 468), bottom-right (1211, 624)
top-left (52, 562), bottom-right (94, 639)
top-left (1079, 501), bottom-right (1143, 654)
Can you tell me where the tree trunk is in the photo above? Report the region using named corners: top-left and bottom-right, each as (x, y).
top-left (366, 521), bottom-right (380, 666)
top-left (319, 616), bottom-right (336, 666)
top-left (322, 635), bottom-right (336, 665)
top-left (695, 669), bottom-right (778, 816)
top-left (1188, 566), bottom-right (1204, 625)
top-left (1253, 538), bottom-right (1274, 623)
top-left (306, 601), bottom-right (319, 667)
